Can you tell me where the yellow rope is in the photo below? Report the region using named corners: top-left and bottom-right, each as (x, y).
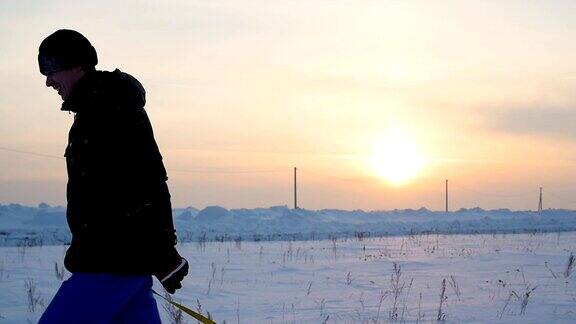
top-left (152, 289), bottom-right (216, 324)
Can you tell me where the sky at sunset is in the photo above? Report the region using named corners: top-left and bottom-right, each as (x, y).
top-left (1, 0), bottom-right (576, 210)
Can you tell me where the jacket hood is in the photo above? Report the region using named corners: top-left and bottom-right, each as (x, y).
top-left (61, 69), bottom-right (146, 113)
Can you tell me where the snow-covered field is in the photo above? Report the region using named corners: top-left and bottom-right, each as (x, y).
top-left (2, 231), bottom-right (576, 323)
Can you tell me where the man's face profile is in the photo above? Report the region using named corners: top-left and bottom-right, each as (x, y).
top-left (43, 66), bottom-right (84, 101)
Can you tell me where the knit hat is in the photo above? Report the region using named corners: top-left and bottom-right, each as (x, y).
top-left (38, 29), bottom-right (98, 75)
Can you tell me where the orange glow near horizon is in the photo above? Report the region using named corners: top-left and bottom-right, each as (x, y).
top-left (2, 1), bottom-right (576, 210)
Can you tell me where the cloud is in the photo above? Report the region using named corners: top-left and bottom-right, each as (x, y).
top-left (490, 106), bottom-right (576, 140)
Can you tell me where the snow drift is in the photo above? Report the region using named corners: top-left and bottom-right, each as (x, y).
top-left (1, 203), bottom-right (576, 246)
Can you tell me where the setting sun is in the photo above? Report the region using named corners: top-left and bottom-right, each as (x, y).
top-left (368, 127), bottom-right (425, 186)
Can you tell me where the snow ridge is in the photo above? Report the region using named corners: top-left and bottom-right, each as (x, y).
top-left (1, 203), bottom-right (576, 246)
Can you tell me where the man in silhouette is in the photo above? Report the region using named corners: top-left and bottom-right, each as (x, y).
top-left (37, 29), bottom-right (188, 323)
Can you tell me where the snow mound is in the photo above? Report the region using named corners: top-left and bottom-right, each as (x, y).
top-left (197, 206), bottom-right (229, 221)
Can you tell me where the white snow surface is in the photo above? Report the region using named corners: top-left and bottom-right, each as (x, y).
top-left (2, 232), bottom-right (576, 323)
top-left (2, 203), bottom-right (576, 246)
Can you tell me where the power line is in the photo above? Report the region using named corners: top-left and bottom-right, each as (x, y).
top-left (451, 183), bottom-right (539, 199)
top-left (546, 191), bottom-right (576, 206)
top-left (0, 146), bottom-right (285, 174)
top-left (3, 145), bottom-right (574, 208)
top-left (168, 168), bottom-right (284, 174)
top-left (0, 146), bottom-right (64, 160)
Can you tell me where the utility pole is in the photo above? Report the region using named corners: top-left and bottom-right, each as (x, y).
top-left (294, 167), bottom-right (298, 209)
top-left (445, 179), bottom-right (449, 213)
top-left (538, 187), bottom-right (543, 214)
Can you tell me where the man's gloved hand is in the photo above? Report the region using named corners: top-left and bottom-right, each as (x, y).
top-left (156, 256), bottom-right (189, 294)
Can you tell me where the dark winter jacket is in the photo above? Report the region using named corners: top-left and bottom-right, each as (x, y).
top-left (61, 69), bottom-right (179, 274)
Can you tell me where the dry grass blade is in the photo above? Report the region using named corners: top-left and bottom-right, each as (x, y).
top-left (564, 253), bottom-right (574, 278)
